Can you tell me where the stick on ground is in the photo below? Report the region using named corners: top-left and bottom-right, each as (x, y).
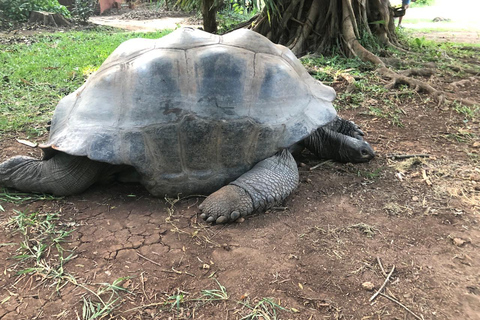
top-left (370, 265), bottom-right (395, 302)
top-left (376, 256), bottom-right (387, 277)
top-left (379, 292), bottom-right (423, 320)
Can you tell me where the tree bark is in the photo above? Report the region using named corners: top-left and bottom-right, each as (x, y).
top-left (249, 0), bottom-right (460, 104)
top-left (202, 0), bottom-right (218, 33)
top-left (251, 0), bottom-right (396, 56)
top-left (28, 11), bottom-right (71, 27)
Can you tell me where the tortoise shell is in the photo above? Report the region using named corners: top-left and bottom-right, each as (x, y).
top-left (45, 28), bottom-right (337, 195)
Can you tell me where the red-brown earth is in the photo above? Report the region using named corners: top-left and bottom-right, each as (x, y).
top-left (0, 12), bottom-right (479, 320)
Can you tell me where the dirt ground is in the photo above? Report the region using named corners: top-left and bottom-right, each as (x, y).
top-left (1, 10), bottom-right (480, 320)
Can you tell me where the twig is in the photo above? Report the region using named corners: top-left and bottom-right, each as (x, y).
top-left (370, 265), bottom-right (395, 302)
top-left (136, 251), bottom-right (163, 267)
top-left (137, 251), bottom-right (196, 277)
top-left (422, 169), bottom-right (432, 186)
top-left (379, 293), bottom-right (423, 320)
top-left (388, 154), bottom-right (430, 160)
top-left (376, 256), bottom-right (387, 277)
top-left (309, 160), bottom-right (333, 171)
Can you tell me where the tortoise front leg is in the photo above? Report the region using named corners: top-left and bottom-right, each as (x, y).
top-left (199, 149), bottom-right (298, 224)
top-left (324, 116), bottom-right (365, 140)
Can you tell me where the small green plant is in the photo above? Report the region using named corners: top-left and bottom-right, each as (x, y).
top-left (81, 277), bottom-right (131, 320)
top-left (167, 291), bottom-right (186, 311)
top-left (350, 223), bottom-right (378, 238)
top-left (3, 209), bottom-right (77, 291)
top-left (197, 278), bottom-right (229, 303)
top-left (358, 167), bottom-right (384, 180)
top-left (453, 102), bottom-right (479, 119)
top-left (72, 0), bottom-right (95, 22)
top-left (239, 297), bottom-right (288, 320)
top-left (413, 36), bottom-right (426, 49)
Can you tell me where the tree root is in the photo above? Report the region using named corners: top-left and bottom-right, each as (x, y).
top-left (339, 0), bottom-right (474, 106)
top-left (251, 0), bottom-right (477, 107)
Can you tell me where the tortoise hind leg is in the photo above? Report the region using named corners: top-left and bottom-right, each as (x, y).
top-left (0, 153), bottom-right (109, 196)
top-left (199, 149), bottom-right (299, 224)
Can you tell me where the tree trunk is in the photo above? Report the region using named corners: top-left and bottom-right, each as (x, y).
top-left (250, 0), bottom-right (463, 104)
top-left (202, 0), bottom-right (218, 33)
top-left (251, 0), bottom-right (396, 56)
top-left (28, 11), bottom-right (71, 27)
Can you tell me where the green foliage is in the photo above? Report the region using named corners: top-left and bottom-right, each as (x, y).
top-left (217, 6), bottom-right (257, 34)
top-left (71, 0), bottom-right (95, 22)
top-left (411, 0), bottom-right (435, 7)
top-left (0, 0), bottom-right (70, 22)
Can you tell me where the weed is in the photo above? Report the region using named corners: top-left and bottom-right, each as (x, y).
top-left (78, 277), bottom-right (132, 319)
top-left (194, 278), bottom-right (229, 305)
top-left (0, 188), bottom-right (62, 204)
top-left (358, 167), bottom-right (384, 180)
top-left (167, 291), bottom-right (186, 311)
top-left (445, 131), bottom-right (475, 143)
top-left (349, 223), bottom-right (378, 238)
top-left (453, 102), bottom-right (479, 119)
top-left (239, 297), bottom-right (288, 320)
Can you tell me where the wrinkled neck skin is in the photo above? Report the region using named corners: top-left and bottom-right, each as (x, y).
top-left (301, 128), bottom-right (374, 163)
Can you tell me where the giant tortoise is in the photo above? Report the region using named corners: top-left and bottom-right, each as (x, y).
top-left (0, 28), bottom-right (374, 223)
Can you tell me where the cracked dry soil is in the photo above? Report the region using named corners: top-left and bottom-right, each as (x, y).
top-left (0, 36), bottom-right (479, 320)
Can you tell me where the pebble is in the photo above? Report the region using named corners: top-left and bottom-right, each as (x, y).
top-left (362, 282), bottom-right (375, 291)
top-left (452, 238), bottom-right (467, 247)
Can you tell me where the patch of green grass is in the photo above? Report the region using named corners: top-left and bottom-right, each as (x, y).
top-left (3, 209), bottom-right (76, 290)
top-left (81, 277), bottom-right (132, 320)
top-left (358, 167), bottom-right (384, 180)
top-left (238, 297), bottom-right (288, 320)
top-left (6, 209), bottom-right (74, 256)
top-left (0, 188), bottom-right (63, 204)
top-left (0, 28), bottom-right (172, 138)
top-left (453, 102), bottom-right (479, 119)
top-left (301, 55), bottom-right (373, 84)
top-left (198, 278), bottom-right (229, 302)
top-left (349, 223), bottom-right (378, 238)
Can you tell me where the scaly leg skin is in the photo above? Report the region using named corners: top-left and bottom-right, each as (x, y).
top-left (199, 149), bottom-right (299, 224)
top-left (0, 153), bottom-right (109, 196)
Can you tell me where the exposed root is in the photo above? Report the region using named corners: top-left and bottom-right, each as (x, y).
top-left (251, 0), bottom-right (476, 106)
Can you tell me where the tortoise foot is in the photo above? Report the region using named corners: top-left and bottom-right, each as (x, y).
top-left (199, 185), bottom-right (253, 224)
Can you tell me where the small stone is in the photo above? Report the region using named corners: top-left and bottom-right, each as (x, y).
top-left (452, 238), bottom-right (467, 247)
top-left (236, 217), bottom-right (245, 223)
top-left (470, 173), bottom-right (480, 181)
top-left (412, 196), bottom-right (419, 201)
top-left (362, 282), bottom-right (375, 291)
top-left (202, 264), bottom-right (210, 269)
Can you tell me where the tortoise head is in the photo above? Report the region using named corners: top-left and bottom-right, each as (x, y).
top-left (340, 136), bottom-right (375, 163)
